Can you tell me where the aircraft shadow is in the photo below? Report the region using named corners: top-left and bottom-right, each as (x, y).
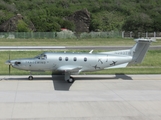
top-left (115, 73), bottom-right (133, 80)
top-left (51, 75), bottom-right (73, 91)
top-left (2, 75), bottom-right (73, 91)
top-left (1, 74), bottom-right (132, 91)
top-left (3, 76), bottom-right (52, 81)
top-left (75, 74), bottom-right (133, 81)
top-left (52, 74), bottom-right (133, 91)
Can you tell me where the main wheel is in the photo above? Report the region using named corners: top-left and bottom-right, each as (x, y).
top-left (28, 76), bottom-right (33, 80)
top-left (67, 77), bottom-right (75, 83)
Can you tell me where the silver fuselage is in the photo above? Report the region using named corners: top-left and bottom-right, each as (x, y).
top-left (7, 52), bottom-right (132, 73)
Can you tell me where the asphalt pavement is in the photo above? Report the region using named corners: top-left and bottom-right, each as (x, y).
top-left (0, 74), bottom-right (161, 120)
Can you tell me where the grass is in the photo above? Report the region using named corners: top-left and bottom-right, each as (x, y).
top-left (1, 50), bottom-right (161, 75)
top-left (0, 38), bottom-right (161, 46)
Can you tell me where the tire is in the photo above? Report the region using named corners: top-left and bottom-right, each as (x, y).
top-left (67, 77), bottom-right (75, 83)
top-left (28, 76), bottom-right (33, 80)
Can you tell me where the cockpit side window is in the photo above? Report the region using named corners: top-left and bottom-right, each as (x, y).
top-left (35, 54), bottom-right (47, 60)
top-left (41, 54), bottom-right (47, 60)
top-left (15, 61), bottom-right (21, 65)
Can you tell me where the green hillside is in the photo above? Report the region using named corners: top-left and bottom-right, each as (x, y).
top-left (1, 0), bottom-right (161, 32)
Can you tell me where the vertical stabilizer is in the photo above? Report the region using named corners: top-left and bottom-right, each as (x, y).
top-left (130, 38), bottom-right (155, 64)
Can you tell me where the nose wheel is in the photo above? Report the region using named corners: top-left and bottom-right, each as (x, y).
top-left (28, 75), bottom-right (33, 80)
top-left (28, 71), bottom-right (33, 80)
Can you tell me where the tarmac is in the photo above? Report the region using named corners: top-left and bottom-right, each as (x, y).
top-left (0, 74), bottom-right (161, 120)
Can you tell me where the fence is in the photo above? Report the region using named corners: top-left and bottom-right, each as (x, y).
top-left (0, 31), bottom-right (122, 39)
top-left (1, 31), bottom-right (160, 39)
top-left (122, 31), bottom-right (161, 39)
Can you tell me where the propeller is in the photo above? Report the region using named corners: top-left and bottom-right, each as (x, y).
top-left (5, 51), bottom-right (13, 76)
top-left (9, 63), bottom-right (11, 75)
top-left (8, 51), bottom-right (11, 75)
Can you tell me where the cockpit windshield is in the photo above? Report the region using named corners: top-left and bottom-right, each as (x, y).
top-left (35, 53), bottom-right (47, 60)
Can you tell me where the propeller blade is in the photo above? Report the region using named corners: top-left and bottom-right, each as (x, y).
top-left (9, 65), bottom-right (11, 75)
top-left (9, 51), bottom-right (10, 61)
top-left (9, 51), bottom-right (11, 75)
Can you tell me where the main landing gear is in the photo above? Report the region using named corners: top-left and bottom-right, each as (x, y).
top-left (27, 71), bottom-right (75, 83)
top-left (65, 72), bottom-right (75, 83)
top-left (67, 76), bottom-right (75, 83)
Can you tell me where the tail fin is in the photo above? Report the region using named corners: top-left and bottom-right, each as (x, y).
top-left (130, 38), bottom-right (155, 64)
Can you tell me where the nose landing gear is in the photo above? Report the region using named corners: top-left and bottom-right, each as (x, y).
top-left (28, 71), bottom-right (33, 80)
top-left (28, 75), bottom-right (33, 80)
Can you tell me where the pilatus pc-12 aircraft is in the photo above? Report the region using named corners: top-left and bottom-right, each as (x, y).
top-left (6, 38), bottom-right (154, 83)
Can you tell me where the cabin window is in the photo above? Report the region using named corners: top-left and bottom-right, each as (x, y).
top-left (84, 57), bottom-right (87, 62)
top-left (73, 57), bottom-right (77, 61)
top-left (59, 57), bottom-right (62, 61)
top-left (65, 57), bottom-right (68, 61)
top-left (15, 61), bottom-right (21, 65)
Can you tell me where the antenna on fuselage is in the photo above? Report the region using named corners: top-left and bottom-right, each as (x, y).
top-left (89, 50), bottom-right (93, 54)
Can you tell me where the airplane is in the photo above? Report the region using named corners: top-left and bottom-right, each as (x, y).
top-left (5, 38), bottom-right (155, 83)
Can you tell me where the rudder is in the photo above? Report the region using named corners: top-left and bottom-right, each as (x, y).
top-left (130, 38), bottom-right (155, 64)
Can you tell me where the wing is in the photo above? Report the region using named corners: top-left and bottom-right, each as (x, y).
top-left (57, 65), bottom-right (82, 74)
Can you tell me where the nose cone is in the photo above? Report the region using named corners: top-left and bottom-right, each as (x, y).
top-left (5, 60), bottom-right (16, 66)
top-left (5, 60), bottom-right (11, 65)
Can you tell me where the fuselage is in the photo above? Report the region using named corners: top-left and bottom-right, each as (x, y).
top-left (7, 52), bottom-right (132, 73)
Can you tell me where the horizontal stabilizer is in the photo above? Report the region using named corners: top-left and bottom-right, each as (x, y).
top-left (104, 63), bottom-right (128, 69)
top-left (134, 38), bottom-right (156, 42)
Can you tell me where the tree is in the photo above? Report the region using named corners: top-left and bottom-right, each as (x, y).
top-left (1, 0), bottom-right (161, 32)
top-left (153, 16), bottom-right (161, 31)
top-left (123, 13), bottom-right (153, 32)
top-left (62, 20), bottom-right (75, 31)
top-left (17, 20), bottom-right (29, 32)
